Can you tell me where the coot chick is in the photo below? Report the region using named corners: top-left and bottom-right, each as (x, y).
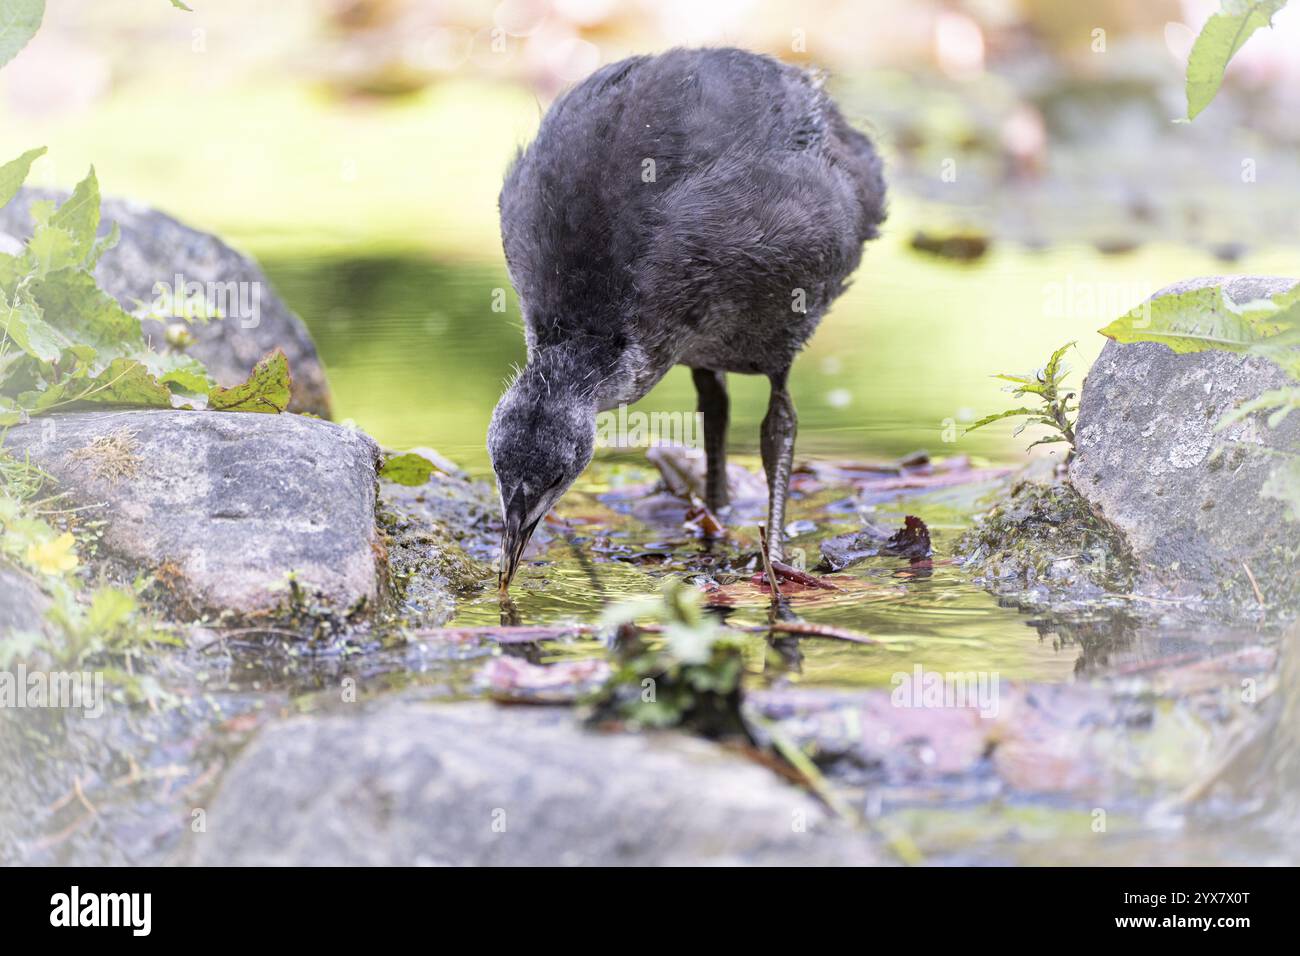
top-left (490, 47), bottom-right (886, 592)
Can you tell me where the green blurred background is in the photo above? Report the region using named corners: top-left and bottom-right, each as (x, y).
top-left (4, 0), bottom-right (1298, 470)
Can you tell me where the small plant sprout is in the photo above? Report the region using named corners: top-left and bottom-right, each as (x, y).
top-left (589, 578), bottom-right (747, 738)
top-left (966, 342), bottom-right (1079, 458)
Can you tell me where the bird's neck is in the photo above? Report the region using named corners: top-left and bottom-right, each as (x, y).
top-left (525, 334), bottom-right (623, 407)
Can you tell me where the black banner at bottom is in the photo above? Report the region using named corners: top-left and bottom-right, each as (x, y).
top-left (0, 866), bottom-right (1285, 941)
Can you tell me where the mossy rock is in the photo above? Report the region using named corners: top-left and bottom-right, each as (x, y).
top-left (956, 477), bottom-right (1136, 610)
top-left (377, 468), bottom-right (498, 625)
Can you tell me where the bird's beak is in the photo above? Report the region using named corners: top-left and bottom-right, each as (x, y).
top-left (498, 492), bottom-right (541, 596)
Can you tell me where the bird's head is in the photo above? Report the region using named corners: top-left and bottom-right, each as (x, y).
top-left (488, 364), bottom-right (596, 594)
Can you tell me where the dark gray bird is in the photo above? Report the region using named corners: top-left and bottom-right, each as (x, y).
top-left (490, 47), bottom-right (886, 592)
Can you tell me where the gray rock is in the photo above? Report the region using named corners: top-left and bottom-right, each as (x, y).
top-left (0, 189), bottom-right (331, 417)
top-left (0, 565), bottom-right (48, 637)
top-left (186, 699), bottom-right (880, 866)
top-left (4, 410), bottom-right (383, 620)
top-left (1069, 276), bottom-right (1300, 613)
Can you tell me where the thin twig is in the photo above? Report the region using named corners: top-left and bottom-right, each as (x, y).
top-left (746, 709), bottom-right (860, 825)
top-left (770, 558), bottom-right (838, 590)
top-left (414, 618), bottom-right (874, 646)
top-left (28, 811), bottom-right (94, 853)
top-left (758, 524), bottom-right (780, 610)
top-left (766, 620), bottom-right (875, 644)
top-left (1242, 562), bottom-right (1265, 605)
top-left (73, 776), bottom-right (99, 817)
top-left (746, 709), bottom-right (925, 866)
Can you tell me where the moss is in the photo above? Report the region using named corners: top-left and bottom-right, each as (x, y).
top-left (1214, 538), bottom-right (1300, 623)
top-left (956, 477), bottom-right (1136, 608)
top-left (376, 499), bottom-right (493, 627)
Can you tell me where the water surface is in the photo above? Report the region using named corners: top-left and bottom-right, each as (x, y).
top-left (262, 240), bottom-right (1291, 689)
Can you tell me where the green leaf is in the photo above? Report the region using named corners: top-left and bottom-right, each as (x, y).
top-left (1026, 435), bottom-right (1071, 449)
top-left (1, 152), bottom-right (296, 424)
top-left (208, 348), bottom-right (291, 413)
top-left (1100, 285), bottom-right (1271, 353)
top-left (1253, 297), bottom-right (1300, 346)
top-left (24, 224), bottom-right (79, 276)
top-left (0, 0), bottom-right (44, 71)
top-left (137, 349), bottom-right (215, 399)
top-left (1185, 0), bottom-right (1288, 120)
top-left (26, 196), bottom-right (53, 226)
top-left (0, 146), bottom-right (46, 209)
top-left (85, 220), bottom-right (120, 270)
top-left (28, 269), bottom-right (145, 368)
top-left (379, 452), bottom-right (440, 486)
top-left (999, 377), bottom-right (1048, 398)
top-left (49, 166), bottom-right (101, 255)
top-left (15, 378), bottom-right (68, 413)
top-left (964, 407), bottom-right (1042, 434)
top-left (1042, 340), bottom-right (1076, 382)
top-left (79, 358), bottom-right (174, 407)
top-left (1, 289), bottom-right (67, 361)
top-left (0, 394), bottom-right (25, 425)
top-left (85, 586), bottom-right (138, 633)
top-left (1217, 387), bottom-right (1300, 430)
top-left (170, 0), bottom-right (193, 10)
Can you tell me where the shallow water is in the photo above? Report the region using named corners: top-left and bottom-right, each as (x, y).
top-left (261, 241), bottom-right (1287, 693)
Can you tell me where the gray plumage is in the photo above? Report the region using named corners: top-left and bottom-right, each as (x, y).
top-left (489, 47), bottom-right (886, 590)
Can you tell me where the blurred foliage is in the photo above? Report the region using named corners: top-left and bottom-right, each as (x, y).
top-left (0, 152), bottom-right (291, 423)
top-left (1185, 0), bottom-right (1289, 119)
top-left (0, 0), bottom-right (43, 71)
top-left (588, 578), bottom-right (748, 737)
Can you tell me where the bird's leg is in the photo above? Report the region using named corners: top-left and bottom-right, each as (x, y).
top-left (690, 367), bottom-right (730, 515)
top-left (760, 369), bottom-right (797, 564)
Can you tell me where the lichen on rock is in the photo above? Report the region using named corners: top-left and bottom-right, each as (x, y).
top-left (1069, 276), bottom-right (1300, 620)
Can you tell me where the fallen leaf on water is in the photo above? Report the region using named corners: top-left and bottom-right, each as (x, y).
top-left (819, 515), bottom-right (933, 571)
top-left (885, 515), bottom-right (933, 561)
top-left (379, 452), bottom-right (440, 486)
top-left (702, 574), bottom-right (899, 608)
top-left (908, 230), bottom-right (991, 262)
top-left (684, 504), bottom-right (725, 536)
top-left (751, 557), bottom-right (839, 594)
top-left (643, 445), bottom-right (768, 504)
top-left (795, 453), bottom-right (1011, 504)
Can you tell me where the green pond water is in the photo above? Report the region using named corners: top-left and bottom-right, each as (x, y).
top-left (260, 240), bottom-right (1291, 690)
